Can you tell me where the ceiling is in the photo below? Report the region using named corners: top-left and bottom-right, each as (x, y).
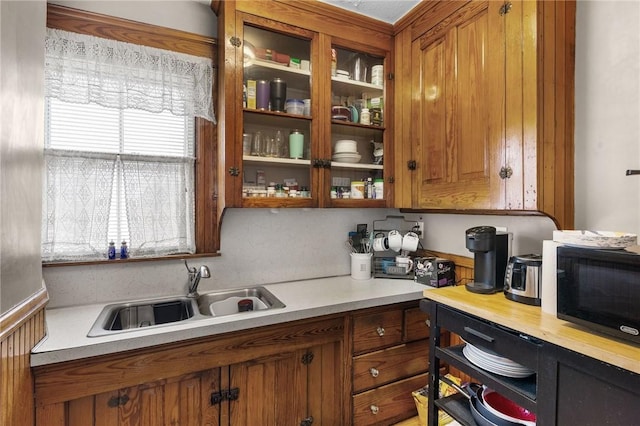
top-left (317, 0), bottom-right (421, 24)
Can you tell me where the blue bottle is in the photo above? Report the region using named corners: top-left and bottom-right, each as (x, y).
top-left (120, 241), bottom-right (129, 259)
top-left (108, 241), bottom-right (116, 260)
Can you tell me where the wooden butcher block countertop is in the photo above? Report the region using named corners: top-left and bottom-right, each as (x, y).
top-left (423, 285), bottom-right (640, 375)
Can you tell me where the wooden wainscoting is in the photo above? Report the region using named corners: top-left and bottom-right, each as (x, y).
top-left (1, 288), bottom-right (49, 426)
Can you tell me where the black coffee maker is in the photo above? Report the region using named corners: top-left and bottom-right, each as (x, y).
top-left (465, 226), bottom-right (508, 294)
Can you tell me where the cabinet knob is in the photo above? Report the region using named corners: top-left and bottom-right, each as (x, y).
top-left (499, 2), bottom-right (513, 15)
top-left (370, 405), bottom-right (379, 415)
top-left (369, 367), bottom-right (380, 378)
top-left (407, 160), bottom-right (417, 170)
top-left (376, 326), bottom-right (385, 337)
top-left (499, 166), bottom-right (513, 179)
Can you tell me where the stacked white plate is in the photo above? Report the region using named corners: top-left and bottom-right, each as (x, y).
top-left (463, 342), bottom-right (534, 378)
top-left (333, 139), bottom-right (361, 163)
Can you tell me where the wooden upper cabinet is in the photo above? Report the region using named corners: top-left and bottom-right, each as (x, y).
top-left (216, 0), bottom-right (394, 214)
top-left (412, 1), bottom-right (501, 210)
top-left (396, 0), bottom-right (575, 229)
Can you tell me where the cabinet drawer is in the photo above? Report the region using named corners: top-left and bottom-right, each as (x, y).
top-left (404, 307), bottom-right (430, 341)
top-left (438, 305), bottom-right (540, 369)
top-left (353, 308), bottom-right (403, 353)
top-left (353, 340), bottom-right (429, 393)
top-left (352, 373), bottom-right (427, 426)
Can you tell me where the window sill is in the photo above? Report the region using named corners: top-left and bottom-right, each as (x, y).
top-left (42, 252), bottom-right (220, 267)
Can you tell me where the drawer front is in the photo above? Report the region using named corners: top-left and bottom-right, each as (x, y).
top-left (353, 340), bottom-right (429, 393)
top-left (352, 373), bottom-right (427, 426)
top-left (353, 309), bottom-right (403, 353)
top-left (404, 307), bottom-right (430, 342)
top-left (438, 305), bottom-right (540, 369)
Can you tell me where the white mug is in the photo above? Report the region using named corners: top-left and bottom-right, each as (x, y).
top-left (373, 237), bottom-right (390, 252)
top-left (388, 230), bottom-right (403, 252)
top-left (402, 231), bottom-right (420, 252)
top-left (395, 256), bottom-right (414, 274)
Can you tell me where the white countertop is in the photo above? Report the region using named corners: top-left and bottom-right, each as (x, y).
top-left (32, 275), bottom-right (433, 367)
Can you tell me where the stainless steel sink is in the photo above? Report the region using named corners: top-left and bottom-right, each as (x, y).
top-left (196, 287), bottom-right (285, 317)
top-left (87, 287), bottom-right (285, 337)
top-left (88, 296), bottom-right (198, 337)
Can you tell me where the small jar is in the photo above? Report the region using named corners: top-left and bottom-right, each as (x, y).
top-left (267, 186), bottom-right (276, 197)
top-left (108, 241), bottom-right (116, 260)
top-left (120, 241), bottom-right (129, 259)
top-left (330, 187), bottom-right (338, 199)
top-left (360, 108), bottom-right (370, 125)
top-left (300, 186), bottom-right (310, 198)
top-left (275, 184), bottom-right (286, 198)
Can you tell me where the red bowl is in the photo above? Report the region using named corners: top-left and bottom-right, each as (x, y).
top-left (482, 388), bottom-right (537, 423)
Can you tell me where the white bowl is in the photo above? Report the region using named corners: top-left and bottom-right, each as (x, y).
top-left (332, 153), bottom-right (361, 163)
top-left (334, 139), bottom-right (358, 153)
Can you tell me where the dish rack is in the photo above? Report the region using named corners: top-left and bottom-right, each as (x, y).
top-left (372, 215), bottom-right (421, 279)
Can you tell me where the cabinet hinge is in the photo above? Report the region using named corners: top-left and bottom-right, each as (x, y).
top-left (387, 176), bottom-right (395, 184)
top-left (210, 388), bottom-right (240, 405)
top-left (301, 351), bottom-right (314, 365)
top-left (230, 36), bottom-right (242, 47)
top-left (322, 159), bottom-right (332, 169)
top-left (228, 166), bottom-right (240, 177)
top-left (107, 395), bottom-right (129, 408)
top-left (300, 416), bottom-right (314, 426)
top-left (499, 2), bottom-right (513, 15)
top-left (407, 160), bottom-right (417, 171)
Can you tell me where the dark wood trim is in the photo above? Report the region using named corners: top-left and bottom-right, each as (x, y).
top-left (46, 4), bottom-right (216, 57)
top-left (0, 286), bottom-right (48, 341)
top-left (45, 3), bottom-right (220, 257)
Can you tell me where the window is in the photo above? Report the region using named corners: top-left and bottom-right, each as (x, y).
top-left (43, 6), bottom-right (218, 263)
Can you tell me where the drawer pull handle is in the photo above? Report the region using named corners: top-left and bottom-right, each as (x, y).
top-left (376, 326), bottom-right (385, 337)
top-left (464, 326), bottom-right (495, 343)
top-left (369, 367), bottom-right (380, 378)
top-left (370, 405), bottom-right (379, 414)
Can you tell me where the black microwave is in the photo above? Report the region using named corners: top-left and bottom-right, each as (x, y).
top-left (557, 246), bottom-right (640, 344)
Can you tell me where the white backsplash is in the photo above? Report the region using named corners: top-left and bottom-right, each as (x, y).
top-left (42, 208), bottom-right (556, 308)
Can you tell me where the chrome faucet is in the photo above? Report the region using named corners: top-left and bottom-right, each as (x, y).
top-left (184, 260), bottom-right (210, 298)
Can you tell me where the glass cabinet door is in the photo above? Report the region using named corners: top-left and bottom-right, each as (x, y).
top-left (241, 23), bottom-right (315, 204)
top-left (328, 46), bottom-right (386, 204)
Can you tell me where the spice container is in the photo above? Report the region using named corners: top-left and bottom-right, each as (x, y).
top-left (108, 241), bottom-right (116, 260)
top-left (360, 108), bottom-right (370, 125)
top-left (351, 181), bottom-right (365, 199)
top-left (289, 130), bottom-right (304, 159)
top-left (120, 241), bottom-right (129, 259)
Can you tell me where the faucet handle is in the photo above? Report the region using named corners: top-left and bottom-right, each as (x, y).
top-left (200, 265), bottom-right (211, 279)
top-left (184, 259), bottom-right (197, 274)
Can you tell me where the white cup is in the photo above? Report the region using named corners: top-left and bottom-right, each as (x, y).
top-left (388, 230), bottom-right (403, 252)
top-left (395, 256), bottom-right (414, 274)
top-left (350, 253), bottom-right (372, 280)
top-left (373, 237), bottom-right (389, 252)
top-left (402, 231), bottom-right (420, 252)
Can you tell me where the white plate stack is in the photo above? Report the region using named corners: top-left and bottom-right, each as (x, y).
top-left (332, 139), bottom-right (361, 163)
top-left (462, 342), bottom-right (535, 378)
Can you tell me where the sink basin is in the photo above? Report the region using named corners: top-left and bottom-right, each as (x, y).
top-left (196, 287), bottom-right (285, 317)
top-left (88, 296), bottom-right (198, 337)
top-left (87, 287), bottom-right (285, 337)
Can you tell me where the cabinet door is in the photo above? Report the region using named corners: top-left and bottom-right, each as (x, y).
top-left (327, 44), bottom-right (389, 206)
top-left (411, 1), bottom-right (505, 209)
top-left (229, 341), bottom-right (342, 426)
top-left (38, 371), bottom-right (220, 426)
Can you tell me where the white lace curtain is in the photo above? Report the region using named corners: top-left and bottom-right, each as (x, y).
top-left (45, 28), bottom-right (215, 122)
top-left (42, 29), bottom-right (209, 262)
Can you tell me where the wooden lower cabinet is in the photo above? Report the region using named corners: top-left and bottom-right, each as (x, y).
top-left (33, 316), bottom-right (345, 426)
top-left (350, 302), bottom-right (432, 425)
top-left (33, 302), bottom-right (435, 426)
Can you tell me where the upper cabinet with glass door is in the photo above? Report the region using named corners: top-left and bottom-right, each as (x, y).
top-left (328, 46), bottom-right (386, 205)
top-left (216, 1), bottom-right (394, 212)
top-left (240, 23), bottom-right (317, 206)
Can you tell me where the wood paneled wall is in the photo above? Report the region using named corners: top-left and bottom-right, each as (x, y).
top-left (0, 288), bottom-right (48, 426)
